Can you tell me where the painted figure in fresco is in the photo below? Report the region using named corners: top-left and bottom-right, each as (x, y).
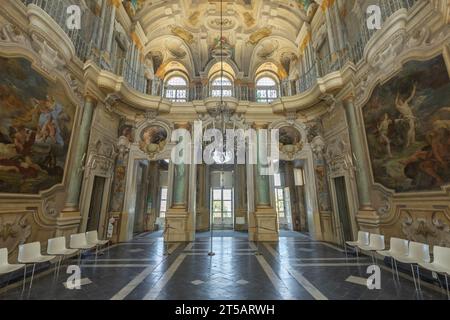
top-left (32, 95), bottom-right (65, 146)
top-left (395, 83), bottom-right (417, 148)
top-left (12, 126), bottom-right (34, 154)
top-left (401, 119), bottom-right (450, 188)
top-left (429, 119), bottom-right (450, 170)
top-left (377, 113), bottom-right (393, 158)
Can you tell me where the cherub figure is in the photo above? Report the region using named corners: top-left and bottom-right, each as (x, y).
top-left (395, 83), bottom-right (417, 148)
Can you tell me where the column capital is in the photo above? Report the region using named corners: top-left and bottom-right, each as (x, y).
top-left (342, 93), bottom-right (356, 105)
top-left (109, 0), bottom-right (121, 8)
top-left (175, 122), bottom-right (192, 131)
top-left (84, 94), bottom-right (98, 105)
top-left (252, 122), bottom-right (268, 130)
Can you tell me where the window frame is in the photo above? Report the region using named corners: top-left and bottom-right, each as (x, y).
top-left (159, 186), bottom-right (168, 218)
top-left (164, 75), bottom-right (188, 102)
top-left (210, 75), bottom-right (234, 98)
top-left (255, 75), bottom-right (279, 103)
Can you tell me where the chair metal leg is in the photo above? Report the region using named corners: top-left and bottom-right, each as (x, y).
top-left (29, 263), bottom-right (36, 291)
top-left (56, 256), bottom-right (63, 278)
top-left (394, 259), bottom-right (400, 282)
top-left (390, 257), bottom-right (396, 281)
top-left (445, 274), bottom-right (449, 300)
top-left (22, 264), bottom-right (27, 293)
top-left (416, 265), bottom-right (422, 293)
top-left (344, 243), bottom-right (348, 261)
top-left (410, 264), bottom-right (418, 291)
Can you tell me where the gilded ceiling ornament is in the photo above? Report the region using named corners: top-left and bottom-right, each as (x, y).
top-left (248, 27), bottom-right (272, 45)
top-left (243, 12), bottom-right (255, 27)
top-left (188, 11), bottom-right (201, 26)
top-left (170, 26), bottom-right (195, 44)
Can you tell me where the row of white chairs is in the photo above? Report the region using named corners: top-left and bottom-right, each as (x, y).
top-left (346, 231), bottom-right (450, 299)
top-left (0, 231), bottom-right (109, 293)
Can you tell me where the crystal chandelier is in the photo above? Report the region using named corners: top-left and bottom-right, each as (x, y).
top-left (211, 0), bottom-right (233, 165)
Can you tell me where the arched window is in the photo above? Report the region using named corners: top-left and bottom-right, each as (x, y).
top-left (210, 76), bottom-right (233, 98)
top-left (164, 76), bottom-right (188, 102)
top-left (256, 76), bottom-right (279, 103)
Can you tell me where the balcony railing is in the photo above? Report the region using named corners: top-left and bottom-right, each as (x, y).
top-left (22, 0), bottom-right (98, 62)
top-left (21, 0), bottom-right (420, 103)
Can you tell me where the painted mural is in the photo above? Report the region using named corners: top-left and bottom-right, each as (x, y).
top-left (139, 125), bottom-right (168, 158)
top-left (110, 124), bottom-right (134, 212)
top-left (363, 55), bottom-right (450, 192)
top-left (0, 57), bottom-right (76, 194)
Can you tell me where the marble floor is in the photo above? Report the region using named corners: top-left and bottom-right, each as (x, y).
top-left (0, 231), bottom-right (448, 300)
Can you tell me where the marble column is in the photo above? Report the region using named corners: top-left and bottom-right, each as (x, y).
top-left (146, 161), bottom-right (159, 231)
top-left (58, 96), bottom-right (95, 236)
top-left (165, 123), bottom-right (194, 242)
top-left (332, 1), bottom-right (346, 51)
top-left (96, 0), bottom-right (107, 50)
top-left (65, 95), bottom-right (96, 210)
top-left (234, 164), bottom-right (247, 231)
top-left (252, 123), bottom-right (279, 242)
top-left (105, 3), bottom-right (120, 53)
top-left (324, 7), bottom-right (337, 55)
top-left (285, 162), bottom-right (299, 230)
top-left (343, 97), bottom-right (379, 229)
top-left (196, 164), bottom-right (209, 231)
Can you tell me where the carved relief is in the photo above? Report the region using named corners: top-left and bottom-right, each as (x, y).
top-left (0, 213), bottom-right (32, 254)
top-left (278, 126), bottom-right (303, 159)
top-left (395, 210), bottom-right (450, 247)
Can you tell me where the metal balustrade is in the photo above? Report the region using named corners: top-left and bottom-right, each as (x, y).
top-left (22, 0), bottom-right (98, 62)
top-left (21, 0), bottom-right (420, 102)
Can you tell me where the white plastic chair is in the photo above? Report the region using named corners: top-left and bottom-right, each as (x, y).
top-left (418, 246), bottom-right (450, 299)
top-left (377, 237), bottom-right (409, 281)
top-left (0, 248), bottom-right (25, 294)
top-left (86, 230), bottom-right (110, 258)
top-left (358, 234), bottom-right (385, 265)
top-left (18, 242), bottom-right (55, 292)
top-left (345, 231), bottom-right (369, 258)
top-left (393, 241), bottom-right (430, 292)
top-left (47, 237), bottom-right (78, 277)
top-left (70, 233), bottom-right (96, 265)
top-left (0, 248), bottom-right (25, 275)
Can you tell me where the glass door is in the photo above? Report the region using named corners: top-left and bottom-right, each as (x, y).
top-left (211, 188), bottom-right (234, 230)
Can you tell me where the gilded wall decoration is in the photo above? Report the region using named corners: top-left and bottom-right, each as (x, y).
top-left (243, 12), bottom-right (255, 27)
top-left (188, 11), bottom-right (201, 26)
top-left (0, 57), bottom-right (76, 194)
top-left (210, 36), bottom-right (234, 58)
top-left (139, 125), bottom-right (168, 158)
top-left (248, 27), bottom-right (272, 45)
top-left (363, 55), bottom-right (450, 192)
top-left (170, 26), bottom-right (195, 44)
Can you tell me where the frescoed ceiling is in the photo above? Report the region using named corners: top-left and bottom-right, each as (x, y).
top-left (135, 0), bottom-right (319, 78)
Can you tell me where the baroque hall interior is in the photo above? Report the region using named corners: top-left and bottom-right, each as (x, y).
top-left (0, 0), bottom-right (450, 302)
